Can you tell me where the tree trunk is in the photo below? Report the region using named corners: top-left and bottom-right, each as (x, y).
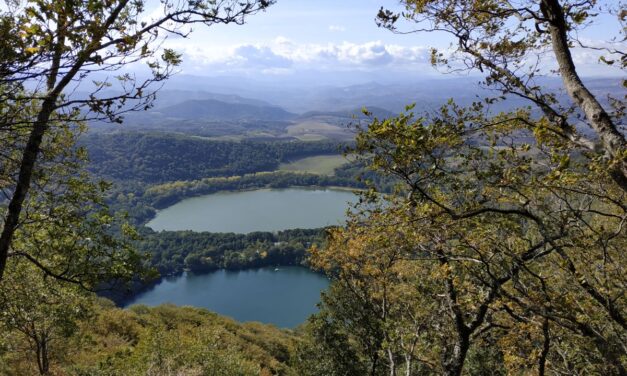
top-left (370, 352), bottom-right (380, 376)
top-left (35, 337), bottom-right (50, 375)
top-left (538, 318), bottom-right (550, 376)
top-left (0, 98), bottom-right (55, 280)
top-left (0, 0), bottom-right (128, 281)
top-left (437, 253), bottom-right (474, 376)
top-left (541, 0), bottom-right (627, 191)
top-left (442, 333), bottom-right (470, 376)
top-left (387, 348), bottom-right (397, 376)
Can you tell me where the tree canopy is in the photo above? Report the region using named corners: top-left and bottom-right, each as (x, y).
top-left (377, 0), bottom-right (626, 189)
top-left (305, 1), bottom-right (626, 375)
top-left (0, 2), bottom-right (274, 372)
top-left (0, 0), bottom-right (273, 280)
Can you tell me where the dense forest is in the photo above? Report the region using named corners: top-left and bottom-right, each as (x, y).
top-left (137, 228), bottom-right (325, 276)
top-left (82, 132), bottom-right (344, 184)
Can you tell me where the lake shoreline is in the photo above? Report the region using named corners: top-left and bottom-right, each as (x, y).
top-left (146, 184), bottom-right (365, 221)
top-left (146, 187), bottom-right (359, 233)
top-left (107, 261), bottom-right (328, 307)
top-left (119, 265), bottom-right (331, 328)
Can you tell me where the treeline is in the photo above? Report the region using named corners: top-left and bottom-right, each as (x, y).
top-left (82, 132), bottom-right (344, 184)
top-left (333, 160), bottom-right (398, 193)
top-left (145, 171), bottom-right (364, 210)
top-left (137, 228), bottom-right (326, 276)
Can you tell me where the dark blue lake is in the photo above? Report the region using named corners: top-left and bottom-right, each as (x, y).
top-left (124, 266), bottom-right (330, 328)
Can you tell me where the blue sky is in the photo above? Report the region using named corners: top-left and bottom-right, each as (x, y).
top-left (146, 0), bottom-right (624, 83)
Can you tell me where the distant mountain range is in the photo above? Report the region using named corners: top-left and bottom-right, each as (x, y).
top-left (154, 99), bottom-right (296, 122)
top-left (106, 91), bottom-right (397, 128)
top-left (150, 90), bottom-right (273, 109)
top-left (85, 76), bottom-right (620, 140)
top-left (154, 75), bottom-right (621, 114)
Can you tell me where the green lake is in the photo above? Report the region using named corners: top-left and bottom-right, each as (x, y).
top-left (124, 267), bottom-right (330, 328)
top-left (146, 187), bottom-right (357, 233)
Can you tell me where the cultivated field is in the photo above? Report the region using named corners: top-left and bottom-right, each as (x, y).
top-left (278, 154), bottom-right (348, 175)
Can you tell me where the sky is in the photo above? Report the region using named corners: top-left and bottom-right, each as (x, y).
top-left (142, 0), bottom-right (625, 85)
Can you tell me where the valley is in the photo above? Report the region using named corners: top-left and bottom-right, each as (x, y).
top-left (83, 75), bottom-right (621, 330)
top-left (82, 106), bottom-right (373, 326)
top-left (2, 1), bottom-right (623, 374)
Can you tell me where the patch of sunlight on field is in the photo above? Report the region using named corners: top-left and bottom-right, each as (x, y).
top-left (286, 121), bottom-right (343, 134)
top-left (294, 134), bottom-right (329, 141)
top-left (278, 155), bottom-right (349, 175)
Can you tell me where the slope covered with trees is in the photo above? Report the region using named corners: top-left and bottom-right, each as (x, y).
top-left (157, 98), bottom-right (296, 121)
top-left (136, 228), bottom-right (325, 277)
top-left (83, 133), bottom-right (343, 184)
top-left (1, 298), bottom-right (301, 376)
top-left (298, 1), bottom-right (626, 375)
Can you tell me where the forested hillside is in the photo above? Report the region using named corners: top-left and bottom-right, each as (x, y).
top-left (83, 133), bottom-right (343, 183)
top-left (136, 228), bottom-right (325, 276)
top-left (157, 99), bottom-right (296, 121)
top-left (1, 300), bottom-right (301, 376)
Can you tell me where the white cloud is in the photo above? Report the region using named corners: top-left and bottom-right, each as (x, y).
top-left (232, 45), bottom-right (293, 68)
top-left (568, 38), bottom-right (626, 73)
top-left (170, 37), bottom-right (625, 78)
top-left (315, 41), bottom-right (394, 66)
top-left (329, 25), bottom-right (346, 32)
top-left (168, 39), bottom-right (432, 74)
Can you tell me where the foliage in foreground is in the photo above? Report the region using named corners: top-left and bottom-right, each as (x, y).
top-left (0, 294), bottom-right (300, 376)
top-left (300, 1), bottom-right (626, 375)
top-left (303, 102), bottom-right (626, 375)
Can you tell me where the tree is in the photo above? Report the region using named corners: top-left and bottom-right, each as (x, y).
top-left (295, 283), bottom-right (385, 376)
top-left (312, 101), bottom-right (625, 374)
top-left (372, 1), bottom-right (627, 372)
top-left (308, 2), bottom-right (625, 373)
top-left (0, 0), bottom-right (273, 280)
top-left (309, 214), bottom-right (449, 376)
top-left (377, 0), bottom-right (626, 190)
top-left (0, 117), bottom-right (148, 373)
top-left (0, 260), bottom-right (93, 375)
top-left (0, 99), bottom-right (146, 288)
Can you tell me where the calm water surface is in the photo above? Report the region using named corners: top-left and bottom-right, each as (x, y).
top-left (124, 267), bottom-right (330, 328)
top-left (147, 188), bottom-right (357, 233)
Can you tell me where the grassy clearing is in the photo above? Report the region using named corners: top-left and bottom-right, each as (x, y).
top-left (294, 133), bottom-right (329, 141)
top-left (285, 121), bottom-right (352, 141)
top-left (278, 155), bottom-right (349, 175)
